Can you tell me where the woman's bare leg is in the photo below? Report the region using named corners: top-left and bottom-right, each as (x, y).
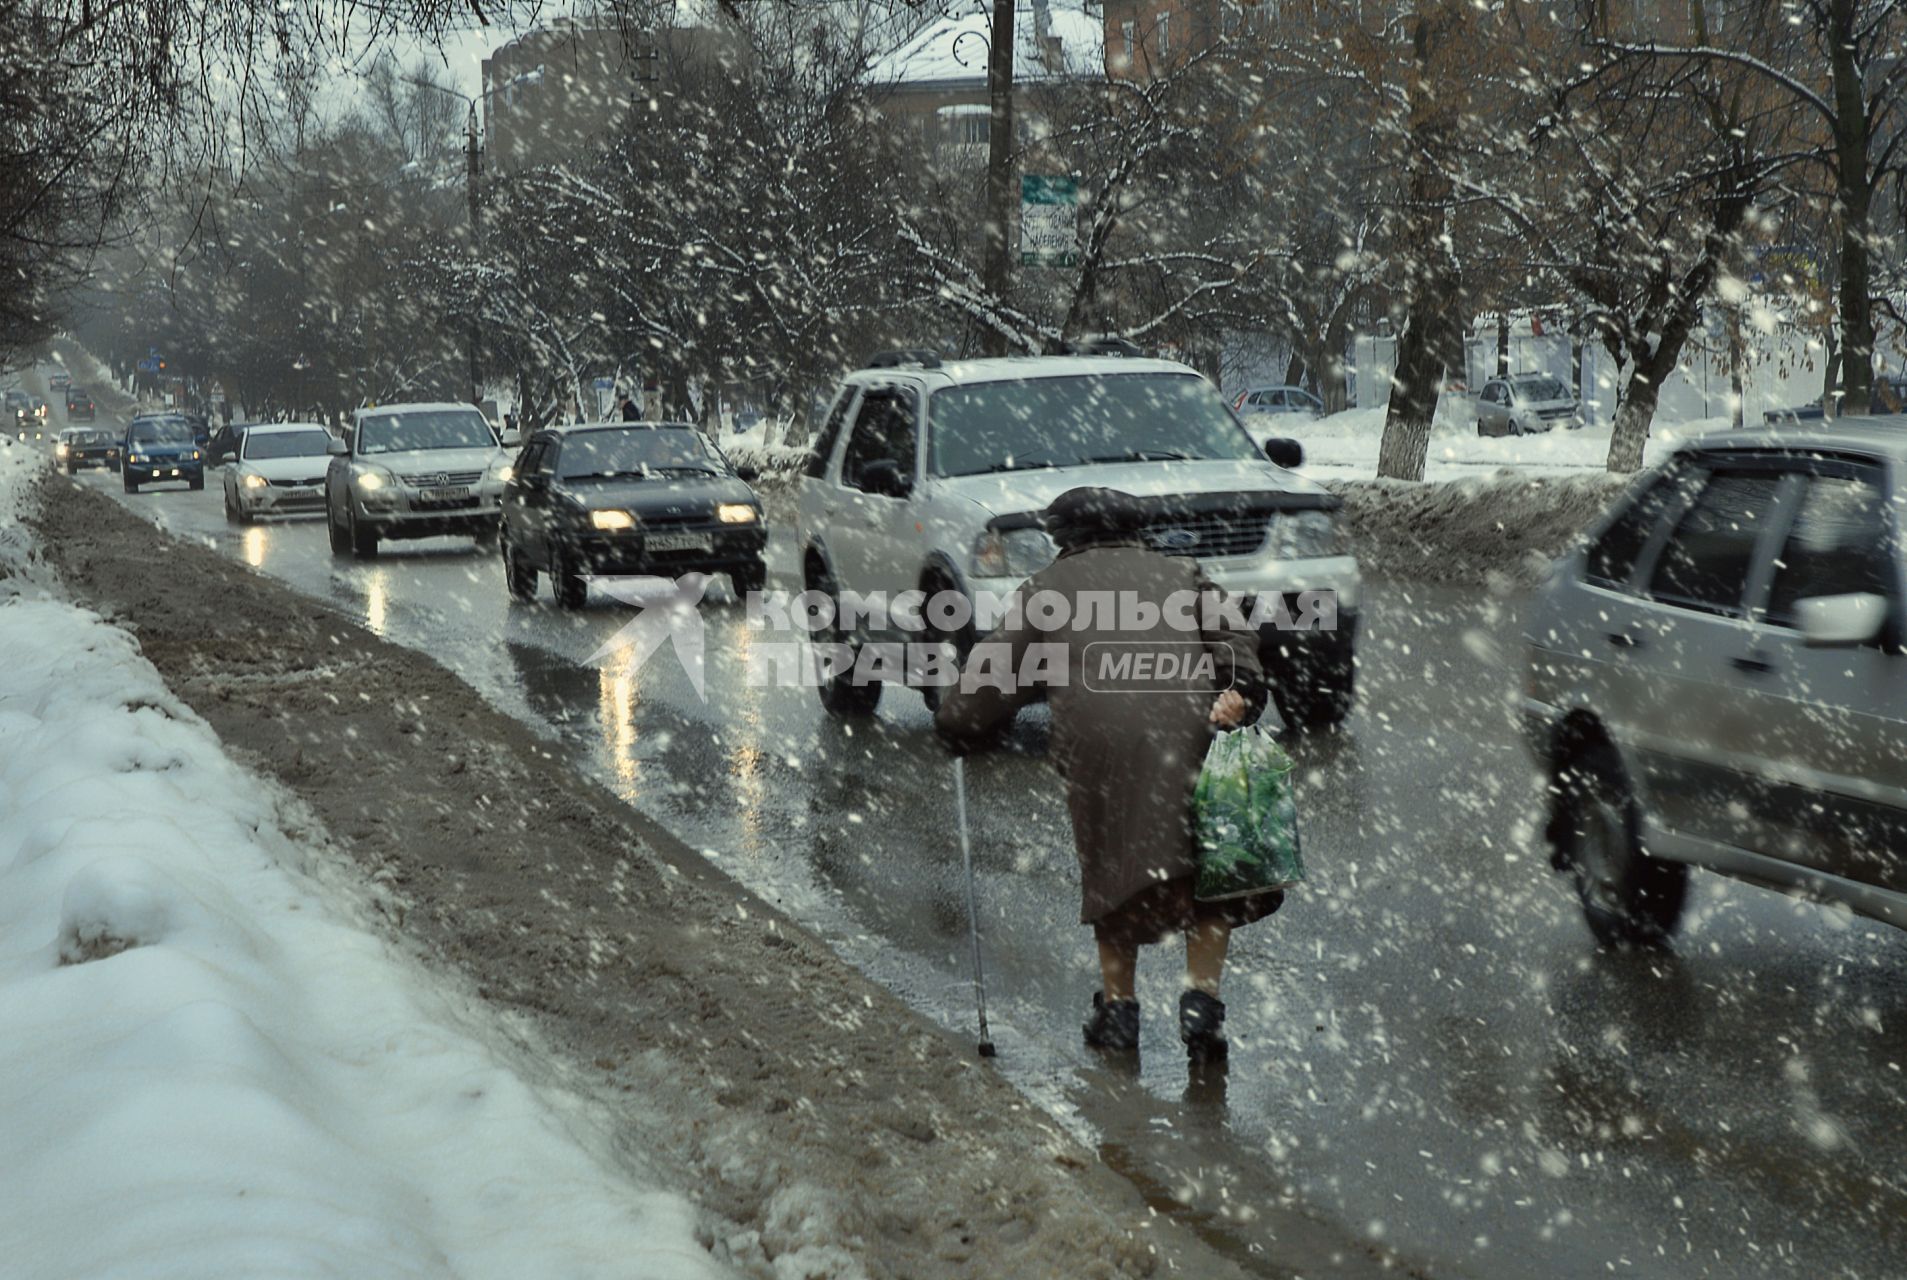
top-left (1185, 922), bottom-right (1230, 997)
top-left (1097, 939), bottom-right (1138, 1002)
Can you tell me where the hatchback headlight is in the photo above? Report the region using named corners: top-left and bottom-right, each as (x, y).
top-left (592, 509), bottom-right (636, 531)
top-left (716, 503), bottom-right (757, 524)
top-left (971, 528), bottom-right (1058, 578)
top-left (243, 473), bottom-right (269, 489)
top-left (1269, 511), bottom-right (1340, 559)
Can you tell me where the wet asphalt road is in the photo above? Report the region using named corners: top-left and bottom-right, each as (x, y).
top-left (51, 442), bottom-right (1907, 1280)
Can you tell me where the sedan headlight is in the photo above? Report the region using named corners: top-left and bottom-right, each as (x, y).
top-left (971, 528), bottom-right (1058, 578)
top-left (1268, 511), bottom-right (1341, 559)
top-left (243, 473), bottom-right (269, 489)
top-left (716, 503), bottom-right (758, 524)
top-left (55, 443), bottom-right (68, 458)
top-left (356, 470), bottom-right (389, 492)
top-left (591, 509), bottom-right (636, 531)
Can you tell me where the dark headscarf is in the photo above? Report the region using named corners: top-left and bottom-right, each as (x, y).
top-left (1044, 487), bottom-right (1147, 552)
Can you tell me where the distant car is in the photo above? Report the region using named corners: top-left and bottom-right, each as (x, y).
top-left (55, 427), bottom-right (119, 473)
top-left (1232, 385), bottom-right (1324, 418)
top-left (121, 414), bottom-right (205, 493)
top-left (48, 370), bottom-right (71, 391)
top-left (223, 423), bottom-right (332, 524)
top-left (5, 390), bottom-right (30, 428)
top-left (1524, 420), bottom-right (1907, 948)
top-left (326, 401), bottom-right (512, 559)
top-left (501, 421), bottom-right (767, 608)
top-left (65, 387), bottom-right (95, 421)
top-left (1477, 373), bottom-right (1583, 436)
top-left (731, 411), bottom-right (764, 436)
top-left (1763, 375), bottom-right (1907, 424)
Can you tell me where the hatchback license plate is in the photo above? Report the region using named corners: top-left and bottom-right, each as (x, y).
top-left (286, 487), bottom-right (316, 499)
top-left (647, 532), bottom-right (711, 553)
top-left (420, 486), bottom-right (470, 504)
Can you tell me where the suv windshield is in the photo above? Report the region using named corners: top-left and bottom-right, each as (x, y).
top-left (246, 429), bottom-right (331, 460)
top-left (560, 428), bottom-right (720, 478)
top-left (130, 418), bottom-right (194, 444)
top-left (357, 410), bottom-right (494, 455)
top-left (929, 373), bottom-right (1259, 477)
top-left (1513, 377), bottom-right (1570, 403)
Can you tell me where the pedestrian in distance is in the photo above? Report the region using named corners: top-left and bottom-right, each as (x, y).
top-left (934, 486), bottom-right (1282, 1061)
top-left (617, 388), bottom-right (642, 422)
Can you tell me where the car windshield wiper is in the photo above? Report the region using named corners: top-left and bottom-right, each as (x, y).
top-left (959, 452), bottom-right (1073, 475)
top-left (1085, 448), bottom-right (1199, 463)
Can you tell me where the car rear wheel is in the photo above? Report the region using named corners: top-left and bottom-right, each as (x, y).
top-left (1552, 750), bottom-right (1688, 949)
top-left (503, 534), bottom-right (538, 602)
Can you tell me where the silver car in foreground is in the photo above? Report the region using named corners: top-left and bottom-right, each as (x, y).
top-left (1523, 422), bottom-right (1907, 946)
top-left (326, 402), bottom-right (514, 559)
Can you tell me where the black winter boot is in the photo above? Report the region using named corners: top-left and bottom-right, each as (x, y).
top-left (1179, 990), bottom-right (1228, 1060)
top-left (1082, 992), bottom-right (1140, 1051)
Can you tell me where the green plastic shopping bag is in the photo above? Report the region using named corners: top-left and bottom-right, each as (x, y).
top-left (1193, 725), bottom-right (1305, 901)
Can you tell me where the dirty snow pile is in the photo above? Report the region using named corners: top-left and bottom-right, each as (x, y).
top-left (1283, 405), bottom-right (1721, 480)
top-left (0, 453), bottom-right (727, 1276)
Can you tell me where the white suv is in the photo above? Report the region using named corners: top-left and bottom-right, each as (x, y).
top-left (326, 402), bottom-right (514, 559)
top-left (794, 349), bottom-right (1361, 724)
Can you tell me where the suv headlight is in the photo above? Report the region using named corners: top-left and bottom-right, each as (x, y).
top-left (971, 528), bottom-right (1058, 578)
top-left (1269, 511), bottom-right (1340, 559)
top-left (485, 455), bottom-right (514, 485)
top-left (591, 509), bottom-right (636, 531)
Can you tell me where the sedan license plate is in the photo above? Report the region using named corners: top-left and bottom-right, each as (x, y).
top-left (285, 487), bottom-right (316, 499)
top-left (647, 531), bottom-right (712, 553)
top-left (420, 486), bottom-right (470, 504)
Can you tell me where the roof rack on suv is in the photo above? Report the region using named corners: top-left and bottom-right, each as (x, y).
top-left (864, 349), bottom-right (942, 370)
top-left (1061, 336), bottom-right (1145, 358)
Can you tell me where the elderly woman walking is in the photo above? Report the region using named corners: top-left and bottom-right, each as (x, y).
top-left (935, 487), bottom-right (1284, 1059)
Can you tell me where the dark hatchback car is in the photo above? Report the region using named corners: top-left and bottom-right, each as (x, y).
top-left (121, 414), bottom-right (206, 492)
top-left (65, 386), bottom-right (95, 421)
top-left (501, 422), bottom-right (767, 609)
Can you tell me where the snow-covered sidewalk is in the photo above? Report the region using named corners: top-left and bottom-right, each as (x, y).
top-left (0, 450), bottom-right (725, 1275)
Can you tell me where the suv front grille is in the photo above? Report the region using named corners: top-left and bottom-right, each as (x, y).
top-left (400, 470), bottom-right (483, 487)
top-left (1141, 514), bottom-right (1272, 559)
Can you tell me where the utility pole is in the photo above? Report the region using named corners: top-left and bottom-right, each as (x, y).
top-left (466, 103), bottom-right (484, 405)
top-left (980, 0), bottom-right (1015, 356)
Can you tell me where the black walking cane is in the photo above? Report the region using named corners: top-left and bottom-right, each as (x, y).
top-left (951, 755), bottom-right (997, 1058)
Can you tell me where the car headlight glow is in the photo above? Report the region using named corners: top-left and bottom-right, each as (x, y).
top-left (357, 471), bottom-right (386, 491)
top-left (493, 464), bottom-right (514, 483)
top-left (716, 503), bottom-right (757, 524)
top-left (243, 473), bottom-right (269, 489)
top-left (130, 453), bottom-right (149, 463)
top-left (971, 528), bottom-right (1057, 578)
top-left (189, 450), bottom-right (202, 461)
top-left (55, 444), bottom-right (68, 457)
top-left (591, 509), bottom-right (636, 531)
top-left (1269, 511), bottom-right (1340, 559)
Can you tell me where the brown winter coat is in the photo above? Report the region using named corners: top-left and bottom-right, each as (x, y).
top-left (934, 540), bottom-right (1269, 927)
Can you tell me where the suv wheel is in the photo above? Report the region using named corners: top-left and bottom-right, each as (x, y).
top-left (1273, 657), bottom-right (1354, 729)
top-left (810, 570), bottom-right (881, 718)
top-left (918, 573), bottom-right (975, 713)
top-left (348, 504), bottom-right (379, 560)
top-left (327, 496), bottom-right (351, 555)
top-left (503, 532), bottom-right (538, 602)
top-left (1552, 749), bottom-right (1688, 949)
top-left (552, 544), bottom-right (589, 610)
top-left (122, 472), bottom-right (138, 494)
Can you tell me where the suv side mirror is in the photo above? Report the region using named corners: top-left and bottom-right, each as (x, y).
top-left (1263, 438), bottom-right (1304, 469)
top-left (326, 437), bottom-right (347, 456)
top-left (860, 458), bottom-right (912, 498)
top-left (1795, 592), bottom-right (1888, 647)
top-left (499, 427), bottom-right (521, 447)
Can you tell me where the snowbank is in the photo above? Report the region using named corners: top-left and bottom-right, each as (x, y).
top-left (0, 461), bottom-right (727, 1277)
top-left (1287, 406), bottom-right (1726, 481)
top-left (1328, 469), bottom-right (1631, 587)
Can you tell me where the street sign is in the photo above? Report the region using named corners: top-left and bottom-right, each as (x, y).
top-left (1020, 175), bottom-right (1079, 268)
